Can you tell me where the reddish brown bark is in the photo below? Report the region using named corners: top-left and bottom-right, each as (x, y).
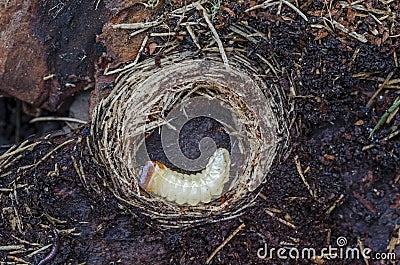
top-left (0, 0), bottom-right (110, 113)
top-left (0, 1), bottom-right (48, 108)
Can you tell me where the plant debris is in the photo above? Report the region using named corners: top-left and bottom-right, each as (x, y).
top-left (0, 0), bottom-right (399, 264)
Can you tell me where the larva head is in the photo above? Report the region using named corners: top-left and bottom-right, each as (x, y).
top-left (139, 161), bottom-right (165, 191)
top-left (139, 161), bottom-right (157, 190)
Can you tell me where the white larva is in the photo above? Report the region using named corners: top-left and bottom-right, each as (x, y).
top-left (139, 148), bottom-right (231, 206)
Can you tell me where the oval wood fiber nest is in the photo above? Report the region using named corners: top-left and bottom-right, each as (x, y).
top-left (91, 3), bottom-right (293, 228)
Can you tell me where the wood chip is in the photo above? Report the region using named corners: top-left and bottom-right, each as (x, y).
top-left (354, 119), bottom-right (364, 126)
top-left (323, 154), bottom-right (335, 161)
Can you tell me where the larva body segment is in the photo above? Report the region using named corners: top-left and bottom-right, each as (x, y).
top-left (139, 148), bottom-right (231, 206)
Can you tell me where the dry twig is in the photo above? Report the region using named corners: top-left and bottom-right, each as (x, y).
top-left (186, 24), bottom-right (201, 50)
top-left (330, 19), bottom-right (368, 43)
top-left (280, 0), bottom-right (308, 21)
top-left (325, 194), bottom-right (345, 214)
top-left (294, 155), bottom-right (316, 198)
top-left (387, 225), bottom-right (399, 260)
top-left (105, 35), bottom-right (149, 75)
top-left (366, 72), bottom-right (394, 108)
top-left (30, 117), bottom-right (87, 124)
top-left (112, 20), bottom-right (161, 30)
top-left (205, 223), bottom-right (246, 264)
top-left (265, 208), bottom-right (296, 229)
top-left (245, 0), bottom-right (279, 12)
top-left (194, 2), bottom-right (230, 69)
top-left (17, 139), bottom-right (74, 171)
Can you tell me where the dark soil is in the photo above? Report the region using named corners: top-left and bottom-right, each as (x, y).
top-left (146, 116), bottom-right (231, 174)
top-left (0, 1), bottom-right (399, 265)
top-left (0, 98), bottom-right (66, 145)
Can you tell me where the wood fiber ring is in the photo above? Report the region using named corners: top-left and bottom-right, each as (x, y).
top-left (90, 52), bottom-right (291, 228)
